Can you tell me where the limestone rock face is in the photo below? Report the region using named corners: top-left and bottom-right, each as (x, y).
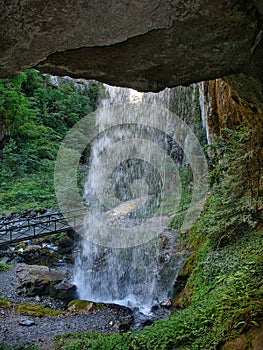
top-left (0, 1), bottom-right (262, 95)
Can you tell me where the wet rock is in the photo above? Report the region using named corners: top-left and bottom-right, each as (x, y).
top-left (19, 318), bottom-right (35, 326)
top-left (16, 244), bottom-right (60, 266)
top-left (39, 208), bottom-right (48, 215)
top-left (50, 281), bottom-right (76, 302)
top-left (10, 255), bottom-right (23, 264)
top-left (151, 303), bottom-right (159, 311)
top-left (29, 210), bottom-right (37, 217)
top-left (114, 317), bottom-right (133, 332)
top-left (160, 299), bottom-right (172, 309)
top-left (57, 235), bottom-right (73, 255)
top-left (20, 245), bottom-right (42, 263)
top-left (107, 304), bottom-right (134, 332)
top-left (23, 245), bottom-right (42, 252)
top-left (141, 319), bottom-right (153, 327)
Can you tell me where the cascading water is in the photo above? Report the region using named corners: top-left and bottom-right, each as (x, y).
top-left (73, 84), bottom-right (192, 314)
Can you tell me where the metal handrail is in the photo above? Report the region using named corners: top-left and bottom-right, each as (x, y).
top-left (0, 207), bottom-right (85, 226)
top-left (0, 208), bottom-right (86, 248)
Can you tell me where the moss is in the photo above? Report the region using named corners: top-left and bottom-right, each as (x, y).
top-left (172, 253), bottom-right (197, 308)
top-left (95, 303), bottom-right (104, 310)
top-left (0, 297), bottom-right (11, 308)
top-left (15, 302), bottom-right (62, 317)
top-left (67, 300), bottom-right (100, 311)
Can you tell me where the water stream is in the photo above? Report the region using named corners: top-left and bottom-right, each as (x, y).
top-left (73, 85), bottom-right (188, 314)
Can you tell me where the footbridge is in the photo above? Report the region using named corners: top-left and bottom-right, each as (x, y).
top-left (0, 209), bottom-right (85, 248)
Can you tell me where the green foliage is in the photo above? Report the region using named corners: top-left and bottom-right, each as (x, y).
top-left (0, 70), bottom-right (101, 213)
top-left (0, 261), bottom-right (13, 272)
top-left (202, 126), bottom-right (262, 248)
top-left (0, 170), bottom-right (57, 212)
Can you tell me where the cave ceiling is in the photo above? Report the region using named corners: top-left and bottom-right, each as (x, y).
top-left (0, 1), bottom-right (262, 109)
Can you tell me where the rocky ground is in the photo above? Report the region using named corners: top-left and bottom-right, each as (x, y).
top-left (0, 266), bottom-right (134, 349)
top-left (0, 261), bottom-right (170, 349)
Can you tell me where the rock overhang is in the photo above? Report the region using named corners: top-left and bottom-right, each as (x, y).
top-left (0, 0), bottom-right (262, 109)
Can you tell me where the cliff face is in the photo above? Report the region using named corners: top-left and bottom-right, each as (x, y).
top-left (200, 78), bottom-right (263, 144)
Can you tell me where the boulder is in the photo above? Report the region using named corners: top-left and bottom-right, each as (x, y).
top-left (57, 235), bottom-right (73, 255)
top-left (16, 263), bottom-right (74, 301)
top-left (50, 281), bottom-right (76, 302)
top-left (67, 300), bottom-right (97, 313)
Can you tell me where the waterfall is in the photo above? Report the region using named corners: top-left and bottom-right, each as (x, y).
top-left (71, 84), bottom-right (207, 314)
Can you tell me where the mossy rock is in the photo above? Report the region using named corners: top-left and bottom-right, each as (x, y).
top-left (172, 252), bottom-right (197, 302)
top-left (95, 302), bottom-right (104, 309)
top-left (16, 263), bottom-right (65, 297)
top-left (67, 300), bottom-right (102, 312)
top-left (15, 302), bottom-right (62, 317)
top-left (181, 252), bottom-right (197, 276)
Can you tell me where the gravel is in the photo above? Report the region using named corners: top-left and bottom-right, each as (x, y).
top-left (0, 266), bottom-right (134, 348)
top-left (0, 303), bottom-right (133, 346)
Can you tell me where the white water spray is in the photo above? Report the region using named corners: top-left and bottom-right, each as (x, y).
top-left (71, 85), bottom-right (186, 313)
